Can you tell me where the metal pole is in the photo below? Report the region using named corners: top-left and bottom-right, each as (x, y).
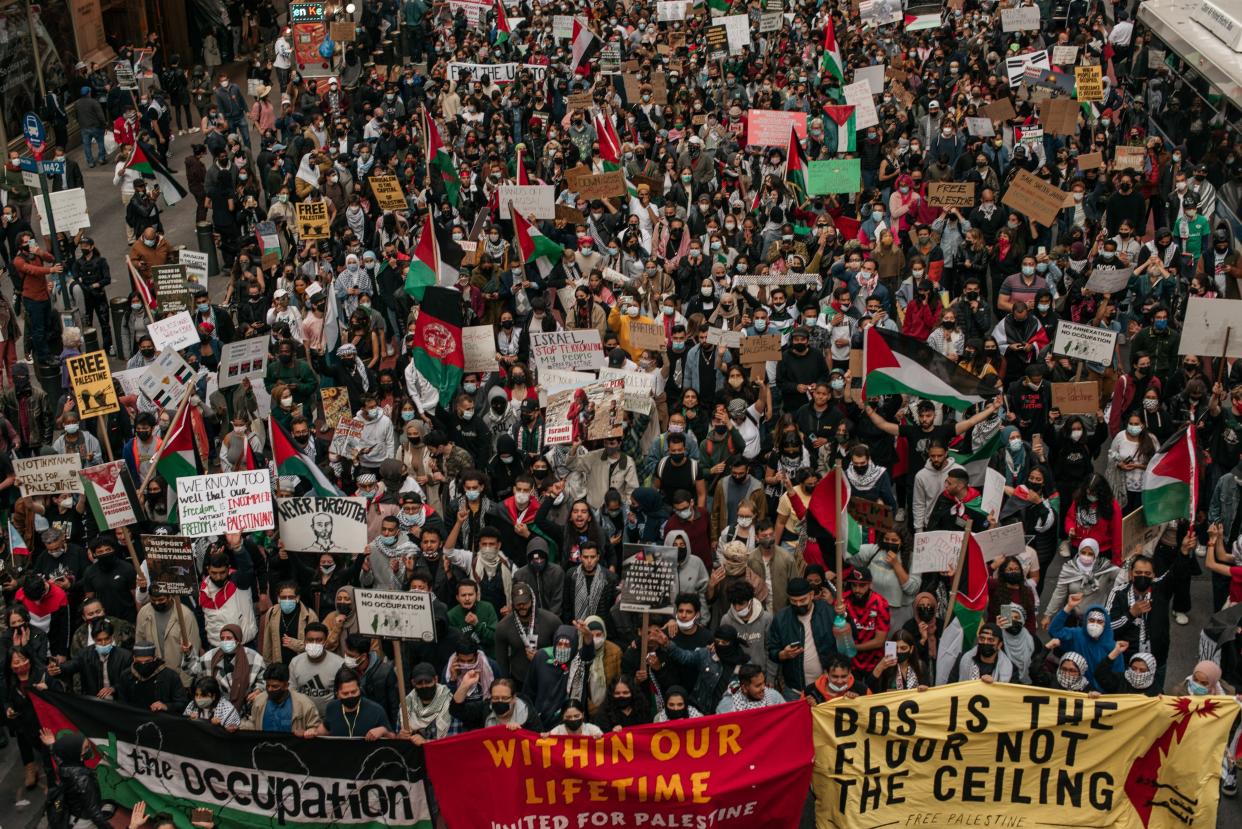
top-left (26, 1), bottom-right (47, 99)
top-left (34, 173), bottom-right (70, 306)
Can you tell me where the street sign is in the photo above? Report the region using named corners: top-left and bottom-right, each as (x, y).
top-left (23, 112), bottom-right (45, 157)
top-left (39, 159), bottom-right (65, 176)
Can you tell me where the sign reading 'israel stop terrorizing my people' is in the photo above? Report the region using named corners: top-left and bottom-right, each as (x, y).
top-left (529, 329), bottom-right (605, 372)
top-left (175, 470), bottom-right (274, 537)
top-left (276, 497), bottom-right (369, 555)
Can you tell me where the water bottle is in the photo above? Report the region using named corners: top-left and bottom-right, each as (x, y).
top-left (833, 612), bottom-right (856, 658)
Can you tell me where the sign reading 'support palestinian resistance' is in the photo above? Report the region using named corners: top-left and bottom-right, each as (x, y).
top-left (426, 702), bottom-right (813, 829)
top-left (811, 681), bottom-right (1235, 829)
top-left (32, 689), bottom-right (432, 829)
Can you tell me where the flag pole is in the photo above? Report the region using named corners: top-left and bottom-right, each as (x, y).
top-left (135, 390), bottom-right (194, 508)
top-left (125, 256), bottom-right (157, 323)
top-left (942, 519), bottom-right (974, 627)
top-left (834, 459), bottom-right (845, 601)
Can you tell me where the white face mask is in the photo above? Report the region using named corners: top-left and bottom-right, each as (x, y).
top-left (304, 643), bottom-right (325, 659)
top-left (675, 618), bottom-right (695, 631)
top-left (514, 492), bottom-right (531, 507)
top-left (737, 516), bottom-right (753, 528)
top-left (1086, 622), bottom-right (1104, 638)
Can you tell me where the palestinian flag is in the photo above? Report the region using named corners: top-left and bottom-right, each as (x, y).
top-left (1142, 425), bottom-right (1198, 525)
top-left (904, 11), bottom-right (942, 31)
top-left (412, 286), bottom-right (465, 409)
top-left (126, 258), bottom-right (156, 310)
top-left (515, 150), bottom-right (530, 185)
top-left (271, 418), bottom-right (344, 496)
top-left (949, 424), bottom-right (1005, 486)
top-left (125, 142), bottom-right (187, 207)
top-left (512, 206), bottom-right (564, 268)
top-left (423, 108), bottom-right (460, 207)
top-left (595, 111), bottom-right (622, 169)
top-left (821, 17), bottom-right (844, 82)
top-left (570, 17), bottom-right (602, 74)
top-left (863, 327), bottom-right (997, 412)
top-left (154, 402), bottom-right (198, 522)
top-left (9, 519), bottom-right (28, 559)
top-left (822, 105), bottom-right (857, 153)
top-left (493, 0), bottom-right (511, 45)
top-left (806, 467), bottom-right (863, 565)
top-left (405, 212), bottom-right (463, 300)
top-left (707, 0), bottom-right (732, 11)
top-left (953, 534), bottom-right (989, 646)
top-left (991, 318), bottom-right (1051, 355)
top-left (783, 124), bottom-right (809, 205)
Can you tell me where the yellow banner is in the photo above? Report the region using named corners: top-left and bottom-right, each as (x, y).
top-left (811, 681), bottom-right (1236, 829)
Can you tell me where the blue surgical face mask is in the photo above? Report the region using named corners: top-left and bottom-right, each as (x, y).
top-left (220, 640), bottom-right (238, 655)
top-left (1154, 319), bottom-right (1168, 331)
top-left (279, 598), bottom-right (297, 614)
top-left (1036, 262), bottom-right (1048, 273)
top-left (401, 410), bottom-right (416, 422)
top-left (831, 379), bottom-right (845, 391)
top-left (197, 303), bottom-right (210, 314)
top-left (1021, 265), bottom-right (1035, 276)
top-left (872, 211), bottom-right (884, 222)
top-left (95, 643), bottom-right (114, 656)
top-left (379, 534), bottom-right (397, 546)
top-left (754, 319), bottom-right (768, 332)
top-left (465, 489), bottom-right (481, 502)
top-left (1187, 679), bottom-right (1209, 695)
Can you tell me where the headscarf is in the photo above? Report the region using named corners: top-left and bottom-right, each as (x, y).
top-left (584, 615), bottom-right (610, 709)
top-left (1058, 652), bottom-right (1090, 691)
top-left (334, 585), bottom-right (358, 634)
top-left (336, 343), bottom-right (370, 392)
top-left (210, 623), bottom-right (252, 711)
top-left (1001, 426), bottom-right (1027, 486)
top-left (999, 603), bottom-right (1035, 683)
top-left (1126, 653), bottom-right (1158, 690)
top-left (722, 541), bottom-right (750, 576)
top-left (1189, 660), bottom-right (1223, 694)
top-left (913, 591), bottom-right (940, 658)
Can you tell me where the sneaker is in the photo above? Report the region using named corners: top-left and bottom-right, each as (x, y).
top-left (1175, 612), bottom-right (1189, 626)
top-left (1196, 544), bottom-right (1207, 558)
top-left (190, 127), bottom-right (201, 133)
top-left (1222, 767), bottom-right (1237, 797)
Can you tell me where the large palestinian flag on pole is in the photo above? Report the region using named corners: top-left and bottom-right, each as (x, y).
top-left (271, 418), bottom-right (343, 496)
top-left (153, 402), bottom-right (198, 522)
top-left (821, 18), bottom-right (844, 82)
top-left (1142, 425), bottom-right (1198, 525)
top-left (863, 326), bottom-right (997, 412)
top-left (412, 286), bottom-right (464, 409)
top-left (806, 467), bottom-right (863, 566)
top-left (783, 124), bottom-right (809, 204)
top-left (511, 205), bottom-right (564, 270)
top-left (423, 108), bottom-right (460, 206)
top-left (954, 534), bottom-right (989, 646)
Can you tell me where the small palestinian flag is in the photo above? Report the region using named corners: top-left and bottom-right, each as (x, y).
top-left (512, 205), bottom-right (564, 277)
top-left (1142, 425), bottom-right (1198, 525)
top-left (423, 108), bottom-right (460, 206)
top-left (125, 142), bottom-right (188, 206)
top-left (903, 11), bottom-right (942, 31)
top-left (493, 0), bottom-right (511, 45)
top-left (126, 258), bottom-right (156, 310)
top-left (954, 534), bottom-right (989, 645)
top-left (9, 520), bottom-right (28, 559)
top-left (783, 124), bottom-right (809, 205)
top-left (822, 105), bottom-right (857, 153)
top-left (821, 17), bottom-right (844, 83)
top-left (707, 0), bottom-right (732, 11)
top-left (412, 286), bottom-right (465, 409)
top-left (570, 17), bottom-right (602, 74)
top-left (271, 418), bottom-right (343, 496)
top-left (863, 326), bottom-right (998, 412)
top-left (405, 212), bottom-right (463, 300)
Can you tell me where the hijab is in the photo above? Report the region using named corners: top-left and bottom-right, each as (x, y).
top-left (210, 623), bottom-right (252, 711)
top-left (999, 603), bottom-right (1035, 682)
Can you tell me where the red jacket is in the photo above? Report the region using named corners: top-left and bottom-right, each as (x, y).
top-left (14, 249), bottom-right (55, 301)
top-left (664, 509), bottom-right (712, 571)
top-left (901, 299), bottom-right (941, 340)
top-left (1064, 498), bottom-right (1126, 565)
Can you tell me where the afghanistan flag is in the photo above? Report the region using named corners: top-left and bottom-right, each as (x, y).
top-left (412, 286), bottom-right (465, 409)
top-left (821, 18), bottom-right (844, 82)
top-left (31, 688), bottom-right (433, 829)
top-left (423, 108), bottom-right (460, 207)
top-left (806, 468), bottom-right (863, 566)
top-left (405, 212), bottom-right (463, 300)
top-left (125, 142), bottom-right (188, 207)
top-left (493, 0), bottom-right (511, 45)
top-left (1142, 425), bottom-right (1198, 525)
top-left (271, 418), bottom-right (344, 496)
top-left (570, 17), bottom-right (602, 74)
top-left (783, 124), bottom-right (809, 204)
top-left (822, 104), bottom-right (857, 153)
top-left (153, 402), bottom-right (198, 522)
top-left (863, 327), bottom-right (998, 412)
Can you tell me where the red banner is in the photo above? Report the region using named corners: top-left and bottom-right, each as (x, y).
top-left (425, 702), bottom-right (813, 829)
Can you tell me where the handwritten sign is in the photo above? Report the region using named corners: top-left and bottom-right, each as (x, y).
top-left (148, 311), bottom-right (200, 352)
top-left (15, 454), bottom-right (84, 496)
top-left (628, 321), bottom-right (667, 352)
top-left (1001, 6), bottom-right (1040, 31)
top-left (1123, 508), bottom-right (1166, 558)
top-left (911, 531), bottom-right (963, 574)
top-left (745, 109), bottom-right (807, 147)
top-left (927, 182), bottom-right (976, 208)
top-left (740, 334), bottom-right (781, 364)
top-left (175, 470), bottom-right (274, 537)
top-left (1052, 321), bottom-right (1118, 365)
top-left (566, 169), bottom-right (626, 200)
top-left (1052, 45), bottom-right (1079, 65)
top-left (975, 523), bottom-right (1027, 562)
top-left (498, 185), bottom-right (555, 220)
top-left (1075, 65), bottom-right (1104, 102)
top-left (1077, 151), bottom-right (1104, 171)
top-left (67, 350), bottom-right (118, 418)
top-left (966, 117), bottom-right (995, 137)
top-left (848, 497), bottom-right (893, 532)
top-left (1114, 145), bottom-right (1146, 172)
top-left (462, 325), bottom-right (497, 374)
top-left (1051, 381), bottom-right (1100, 415)
top-left (807, 159), bottom-right (861, 195)
top-left (529, 330), bottom-right (605, 372)
top-left (1178, 297), bottom-right (1242, 359)
top-left (1001, 169), bottom-right (1067, 226)
top-left (1083, 266), bottom-right (1134, 295)
top-left (706, 328), bottom-right (742, 348)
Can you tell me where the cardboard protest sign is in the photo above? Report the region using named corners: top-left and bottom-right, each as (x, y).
top-left (566, 169), bottom-right (626, 199)
top-left (217, 336), bottom-right (269, 389)
top-left (142, 535), bottom-right (197, 595)
top-left (927, 182), bottom-right (976, 208)
top-left (1083, 266), bottom-right (1133, 295)
top-left (980, 467), bottom-right (1005, 524)
top-left (966, 117), bottom-right (995, 137)
top-left (152, 264), bottom-right (190, 314)
top-left (566, 88), bottom-right (595, 112)
top-left (1123, 508), bottom-right (1166, 558)
top-left (911, 531), bottom-right (963, 574)
top-left (295, 201), bottom-right (330, 239)
top-left (148, 311), bottom-right (200, 352)
top-left (843, 81), bottom-right (879, 129)
top-left (1077, 151), bottom-right (1104, 170)
top-left (854, 64), bottom-right (886, 95)
top-left (15, 454), bottom-right (84, 496)
top-left (630, 173), bottom-right (664, 196)
top-left (36, 187), bottom-right (89, 236)
top-left (79, 461), bottom-right (142, 530)
top-left (1052, 321), bottom-right (1118, 365)
top-left (1179, 297), bottom-right (1242, 359)
top-left (138, 349), bottom-right (194, 410)
top-left (1075, 65), bottom-right (1104, 101)
top-left (1051, 381), bottom-right (1100, 415)
top-left (1001, 5), bottom-right (1040, 31)
top-left (974, 522), bottom-right (1027, 562)
top-left (745, 110), bottom-right (807, 146)
top-left (741, 334), bottom-right (781, 364)
top-left (498, 185), bottom-right (555, 219)
top-left (552, 14), bottom-right (573, 38)
top-left (706, 328), bottom-right (743, 348)
top-left (319, 387), bottom-right (352, 430)
top-left (628, 321), bottom-right (667, 352)
top-left (175, 470), bottom-right (274, 537)
top-left (329, 20), bottom-right (355, 41)
top-left (981, 97), bottom-right (1017, 123)
top-left (619, 544), bottom-right (679, 614)
top-left (554, 203), bottom-right (585, 224)
top-left (1001, 169), bottom-right (1067, 226)
top-left (529, 330), bottom-right (605, 372)
top-left (1114, 145), bottom-right (1146, 171)
top-left (277, 497), bottom-right (369, 554)
top-left (67, 350), bottom-right (118, 418)
top-left (368, 175), bottom-right (407, 212)
top-left (808, 159), bottom-right (861, 194)
top-left (848, 497), bottom-right (893, 532)
top-left (1039, 98), bottom-right (1079, 136)
top-left (355, 589), bottom-right (437, 640)
top-left (461, 325), bottom-right (497, 374)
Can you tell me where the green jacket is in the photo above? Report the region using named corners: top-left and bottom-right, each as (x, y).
top-left (1129, 326), bottom-right (1181, 376)
top-left (1, 165), bottom-right (32, 201)
top-left (447, 600), bottom-right (498, 653)
top-left (264, 358), bottom-right (319, 411)
top-left (403, 0), bottom-right (426, 25)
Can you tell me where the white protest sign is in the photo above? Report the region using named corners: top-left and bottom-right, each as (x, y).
top-left (981, 467), bottom-right (1005, 523)
top-left (445, 0), bottom-right (490, 24)
top-left (657, 0), bottom-right (688, 21)
top-left (1005, 50), bottom-right (1050, 87)
top-left (461, 325), bottom-right (497, 374)
top-left (966, 117), bottom-right (996, 137)
top-left (276, 497), bottom-right (369, 554)
top-left (446, 62), bottom-right (547, 85)
top-left (552, 15), bottom-right (574, 38)
top-left (911, 531), bottom-right (963, 575)
top-left (38, 187), bottom-right (90, 236)
top-left (843, 81), bottom-right (879, 129)
top-left (175, 470), bottom-right (274, 537)
top-left (355, 589), bottom-right (437, 641)
top-left (1052, 321), bottom-right (1119, 365)
top-left (138, 349), bottom-right (194, 409)
top-left (717, 14), bottom-right (751, 53)
top-left (149, 311), bottom-right (200, 352)
top-left (1083, 266), bottom-right (1133, 295)
top-left (180, 250), bottom-right (210, 287)
top-left (1001, 6), bottom-right (1041, 32)
top-left (599, 367), bottom-right (657, 415)
top-left (854, 64), bottom-right (887, 96)
top-left (217, 336), bottom-right (270, 388)
top-left (1052, 45), bottom-right (1079, 65)
top-left (975, 522), bottom-right (1027, 562)
top-left (706, 328), bottom-right (743, 348)
top-left (529, 330), bottom-right (605, 372)
top-left (113, 368), bottom-right (144, 399)
top-left (14, 454), bottom-right (84, 496)
top-left (1179, 297), bottom-right (1242, 359)
top-left (497, 184), bottom-right (556, 220)
top-left (540, 368), bottom-right (596, 396)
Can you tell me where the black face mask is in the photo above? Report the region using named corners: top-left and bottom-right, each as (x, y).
top-left (415, 685), bottom-right (437, 702)
top-left (491, 700), bottom-right (511, 716)
top-left (917, 606), bottom-right (936, 622)
top-left (793, 602), bottom-right (811, 616)
top-left (336, 603), bottom-right (353, 616)
top-left (1002, 570), bottom-right (1023, 585)
top-left (134, 661), bottom-right (158, 678)
top-left (1132, 575), bottom-right (1153, 592)
top-left (976, 643), bottom-right (997, 659)
top-left (1006, 621), bottom-right (1023, 635)
top-left (268, 689), bottom-right (289, 704)
top-left (665, 707), bottom-right (689, 720)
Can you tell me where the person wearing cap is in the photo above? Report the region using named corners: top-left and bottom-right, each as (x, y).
top-left (494, 581), bottom-right (561, 690)
top-left (70, 235), bottom-right (113, 354)
top-left (777, 326), bottom-right (829, 405)
top-left (840, 565), bottom-right (891, 677)
top-left (943, 622), bottom-right (1014, 684)
top-left (116, 640), bottom-right (189, 713)
top-left (404, 660), bottom-right (451, 742)
top-left (1175, 192), bottom-right (1211, 262)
